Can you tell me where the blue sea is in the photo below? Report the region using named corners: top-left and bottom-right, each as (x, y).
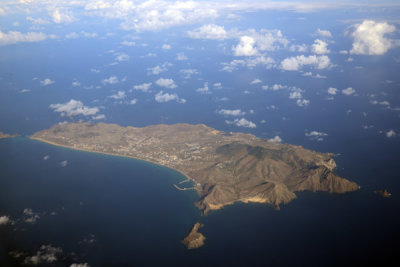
top-left (0, 134), bottom-right (399, 266)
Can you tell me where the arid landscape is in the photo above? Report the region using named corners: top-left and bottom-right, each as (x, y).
top-left (32, 122), bottom-right (358, 214)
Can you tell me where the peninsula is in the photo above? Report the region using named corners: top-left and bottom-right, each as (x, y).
top-left (31, 122), bottom-right (358, 214)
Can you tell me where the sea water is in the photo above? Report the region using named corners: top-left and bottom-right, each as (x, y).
top-left (0, 137), bottom-right (399, 266)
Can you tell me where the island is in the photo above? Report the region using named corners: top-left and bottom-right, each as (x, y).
top-left (182, 223), bottom-right (206, 249)
top-left (31, 122), bottom-right (358, 214)
top-left (375, 189), bottom-right (391, 198)
top-left (0, 132), bottom-right (18, 139)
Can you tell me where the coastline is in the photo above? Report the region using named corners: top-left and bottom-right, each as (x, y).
top-left (29, 136), bottom-right (201, 193)
top-left (28, 136), bottom-right (293, 212)
top-left (29, 122), bottom-right (358, 214)
top-left (29, 137), bottom-right (275, 212)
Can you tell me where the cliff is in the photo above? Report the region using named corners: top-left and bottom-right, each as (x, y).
top-left (31, 122), bottom-right (358, 213)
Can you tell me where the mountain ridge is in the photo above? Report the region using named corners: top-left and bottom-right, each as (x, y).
top-left (31, 122), bottom-right (358, 214)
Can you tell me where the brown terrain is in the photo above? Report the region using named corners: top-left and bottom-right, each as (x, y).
top-left (375, 189), bottom-right (391, 198)
top-left (0, 132), bottom-right (17, 139)
top-left (182, 223), bottom-right (206, 249)
top-left (31, 122), bottom-right (358, 214)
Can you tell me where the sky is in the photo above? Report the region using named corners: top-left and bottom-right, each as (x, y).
top-left (0, 0), bottom-right (399, 144)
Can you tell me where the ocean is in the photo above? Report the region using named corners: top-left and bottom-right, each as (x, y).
top-left (0, 135), bottom-right (399, 266)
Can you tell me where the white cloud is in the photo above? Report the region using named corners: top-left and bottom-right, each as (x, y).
top-left (102, 76), bottom-right (119, 84)
top-left (50, 99), bottom-right (99, 117)
top-left (188, 24), bottom-right (227, 40)
top-left (51, 9), bottom-right (76, 24)
top-left (115, 53), bottom-right (130, 62)
top-left (262, 84), bottom-right (287, 91)
top-left (221, 56), bottom-right (275, 72)
top-left (263, 84), bottom-right (309, 107)
top-left (289, 91), bottom-right (302, 99)
top-left (130, 99), bottom-right (137, 105)
top-left (66, 32), bottom-right (79, 39)
top-left (180, 69), bottom-right (199, 79)
top-left (43, 155), bottom-right (50, 160)
top-left (66, 31), bottom-right (97, 39)
top-left (92, 114), bottom-right (105, 120)
top-left (108, 91), bottom-right (126, 100)
top-left (133, 82), bottom-right (152, 92)
top-left (23, 245), bottom-right (62, 265)
top-left (280, 55), bottom-right (332, 71)
top-left (312, 39), bottom-right (330, 54)
top-left (386, 130), bottom-right (396, 138)
top-left (251, 29), bottom-right (289, 52)
top-left (155, 91), bottom-right (185, 103)
top-left (289, 44), bottom-right (308, 52)
top-left (0, 216), bottom-right (11, 225)
top-left (217, 109), bottom-right (246, 116)
top-left (296, 99), bottom-right (310, 107)
top-left (225, 118), bottom-right (256, 128)
top-left (196, 83), bottom-right (210, 94)
top-left (306, 131), bottom-right (328, 141)
top-left (188, 26), bottom-right (288, 57)
top-left (20, 89), bottom-right (30, 93)
top-left (315, 74), bottom-right (327, 79)
top-left (155, 78), bottom-right (177, 89)
top-left (350, 20), bottom-right (399, 55)
top-left (72, 80), bottom-right (81, 87)
top-left (246, 56), bottom-right (275, 68)
top-left (59, 161), bottom-right (69, 168)
top-left (26, 16), bottom-right (49, 25)
top-left (176, 52), bottom-right (188, 61)
top-left (213, 83), bottom-right (222, 89)
top-left (288, 87), bottom-right (310, 107)
top-left (328, 87), bottom-right (338, 95)
top-left (250, 79), bottom-right (262, 85)
top-left (77, 0), bottom-right (388, 33)
top-left (81, 31), bottom-right (97, 38)
top-left (268, 136), bottom-right (282, 143)
top-left (315, 28), bottom-right (332, 38)
top-left (70, 263), bottom-right (90, 267)
top-left (233, 36), bottom-right (258, 56)
top-left (121, 40), bottom-right (135, 46)
top-left (119, 1), bottom-right (218, 31)
top-left (370, 100), bottom-right (390, 106)
top-left (23, 208), bottom-right (40, 224)
top-left (216, 97), bottom-right (229, 102)
top-left (342, 87), bottom-right (355, 95)
top-left (162, 44), bottom-right (171, 50)
top-left (40, 78), bottom-right (55, 86)
top-left (147, 62), bottom-right (172, 75)
top-left (0, 31), bottom-right (47, 46)
top-left (232, 29), bottom-right (290, 57)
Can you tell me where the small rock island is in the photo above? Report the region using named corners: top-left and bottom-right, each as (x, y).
top-left (182, 223), bottom-right (206, 249)
top-left (31, 122), bottom-right (358, 214)
top-left (375, 189), bottom-right (391, 198)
